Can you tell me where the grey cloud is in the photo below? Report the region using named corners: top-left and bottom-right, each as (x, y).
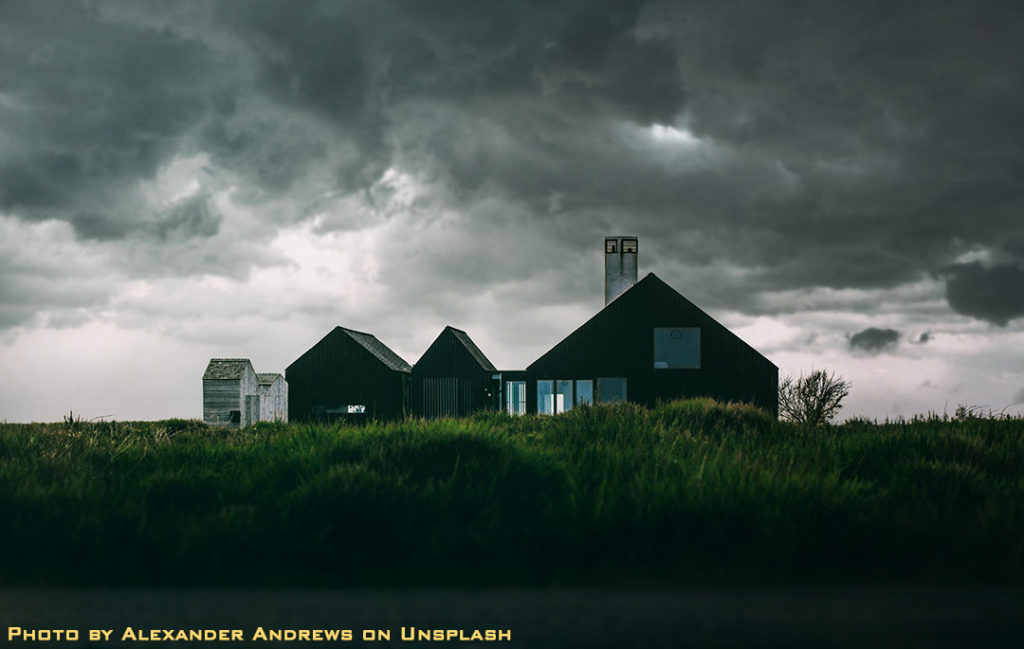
top-left (917, 332), bottom-right (931, 344)
top-left (0, 236), bottom-right (112, 330)
top-left (154, 194), bottom-right (222, 240)
top-left (849, 327), bottom-right (900, 353)
top-left (940, 262), bottom-right (1024, 326)
top-left (0, 1), bottom-right (230, 232)
top-left (1, 0), bottom-right (1024, 332)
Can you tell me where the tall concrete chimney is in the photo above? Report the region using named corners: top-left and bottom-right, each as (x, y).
top-left (604, 236), bottom-right (638, 305)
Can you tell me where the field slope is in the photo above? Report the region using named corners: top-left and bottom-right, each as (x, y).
top-left (1, 399), bottom-right (1022, 587)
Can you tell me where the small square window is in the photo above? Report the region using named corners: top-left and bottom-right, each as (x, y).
top-left (605, 239), bottom-right (617, 253)
top-left (654, 328), bottom-right (700, 369)
top-left (596, 378), bottom-right (627, 403)
top-left (622, 239), bottom-right (637, 253)
top-left (229, 410), bottom-right (241, 424)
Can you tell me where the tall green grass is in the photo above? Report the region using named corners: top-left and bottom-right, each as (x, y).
top-left (0, 400), bottom-right (1021, 587)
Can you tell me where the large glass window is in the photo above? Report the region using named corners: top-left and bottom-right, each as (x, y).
top-left (556, 380), bottom-right (573, 413)
top-left (506, 381), bottom-right (526, 416)
top-left (537, 380), bottom-right (554, 415)
top-left (596, 378), bottom-right (627, 403)
top-left (654, 327), bottom-right (700, 369)
top-left (575, 380), bottom-right (593, 406)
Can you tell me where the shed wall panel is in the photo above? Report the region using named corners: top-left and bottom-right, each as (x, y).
top-left (203, 380), bottom-right (242, 427)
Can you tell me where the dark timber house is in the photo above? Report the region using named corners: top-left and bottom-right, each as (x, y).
top-left (286, 327), bottom-right (412, 422)
top-left (498, 237), bottom-right (778, 417)
top-left (523, 272), bottom-right (778, 416)
top-left (282, 236), bottom-right (777, 421)
top-left (412, 326), bottom-right (498, 418)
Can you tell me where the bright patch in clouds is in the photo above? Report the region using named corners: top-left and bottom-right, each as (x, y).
top-left (649, 124), bottom-right (700, 145)
top-left (140, 154), bottom-right (212, 206)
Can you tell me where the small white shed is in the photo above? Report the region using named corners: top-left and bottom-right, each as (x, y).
top-left (202, 359), bottom-right (261, 428)
top-left (257, 373), bottom-right (288, 422)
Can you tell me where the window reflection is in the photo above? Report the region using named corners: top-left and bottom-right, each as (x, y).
top-left (537, 380), bottom-right (554, 415)
top-left (654, 327), bottom-right (700, 369)
top-left (506, 381), bottom-right (526, 415)
top-left (596, 378), bottom-right (627, 403)
top-left (556, 380), bottom-right (572, 413)
top-left (575, 380), bottom-right (593, 406)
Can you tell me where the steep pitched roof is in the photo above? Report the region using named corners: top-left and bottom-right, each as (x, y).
top-left (342, 328), bottom-right (413, 372)
top-left (203, 358), bottom-right (255, 380)
top-left (446, 326), bottom-right (497, 372)
top-left (528, 272), bottom-right (777, 370)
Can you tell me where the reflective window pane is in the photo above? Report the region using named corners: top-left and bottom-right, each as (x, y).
top-left (596, 378), bottom-right (627, 403)
top-left (506, 381), bottom-right (526, 416)
top-left (556, 380), bottom-right (573, 413)
top-left (575, 380), bottom-right (593, 406)
top-left (537, 380), bottom-right (554, 415)
top-left (654, 327), bottom-right (700, 369)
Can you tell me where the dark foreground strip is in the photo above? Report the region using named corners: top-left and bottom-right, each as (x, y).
top-left (2, 587), bottom-right (1022, 648)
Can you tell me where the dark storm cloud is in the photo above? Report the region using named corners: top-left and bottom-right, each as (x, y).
top-left (917, 332), bottom-right (931, 344)
top-left (849, 328), bottom-right (900, 353)
top-left (1, 0), bottom-right (1023, 329)
top-left (940, 262), bottom-right (1024, 326)
top-left (0, 1), bottom-right (233, 238)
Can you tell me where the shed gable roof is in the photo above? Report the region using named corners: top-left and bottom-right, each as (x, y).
top-left (203, 358), bottom-right (255, 380)
top-left (257, 373), bottom-right (284, 386)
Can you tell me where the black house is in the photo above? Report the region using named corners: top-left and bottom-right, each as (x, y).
top-left (286, 326), bottom-right (412, 421)
top-left (522, 270), bottom-right (778, 417)
top-left (283, 237), bottom-right (777, 421)
top-left (412, 326), bottom-right (498, 418)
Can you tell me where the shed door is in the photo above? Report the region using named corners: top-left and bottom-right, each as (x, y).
top-left (244, 394), bottom-right (260, 427)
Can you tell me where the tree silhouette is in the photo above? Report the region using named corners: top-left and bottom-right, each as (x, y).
top-left (779, 369), bottom-right (851, 426)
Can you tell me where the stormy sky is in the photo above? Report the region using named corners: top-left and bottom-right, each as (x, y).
top-left (2, 0), bottom-right (1023, 422)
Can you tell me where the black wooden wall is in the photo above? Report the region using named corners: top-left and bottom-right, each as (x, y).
top-left (526, 273), bottom-right (778, 416)
top-left (412, 327), bottom-right (497, 417)
top-left (286, 328), bottom-right (410, 422)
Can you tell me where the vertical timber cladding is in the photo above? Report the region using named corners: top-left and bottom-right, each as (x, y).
top-left (526, 273), bottom-right (779, 416)
top-left (412, 326), bottom-right (498, 417)
top-left (257, 374), bottom-right (288, 422)
top-left (285, 327), bottom-right (412, 422)
top-left (244, 394), bottom-right (261, 428)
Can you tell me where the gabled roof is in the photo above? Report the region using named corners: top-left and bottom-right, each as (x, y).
top-left (203, 358), bottom-right (255, 380)
top-left (340, 327), bottom-right (413, 372)
top-left (446, 326), bottom-right (497, 372)
top-left (528, 272), bottom-right (777, 370)
top-left (257, 373), bottom-right (284, 386)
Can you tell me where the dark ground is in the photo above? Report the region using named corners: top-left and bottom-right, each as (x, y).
top-left (2, 587), bottom-right (1023, 648)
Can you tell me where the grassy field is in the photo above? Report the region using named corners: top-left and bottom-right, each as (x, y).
top-left (1, 399), bottom-right (1022, 588)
